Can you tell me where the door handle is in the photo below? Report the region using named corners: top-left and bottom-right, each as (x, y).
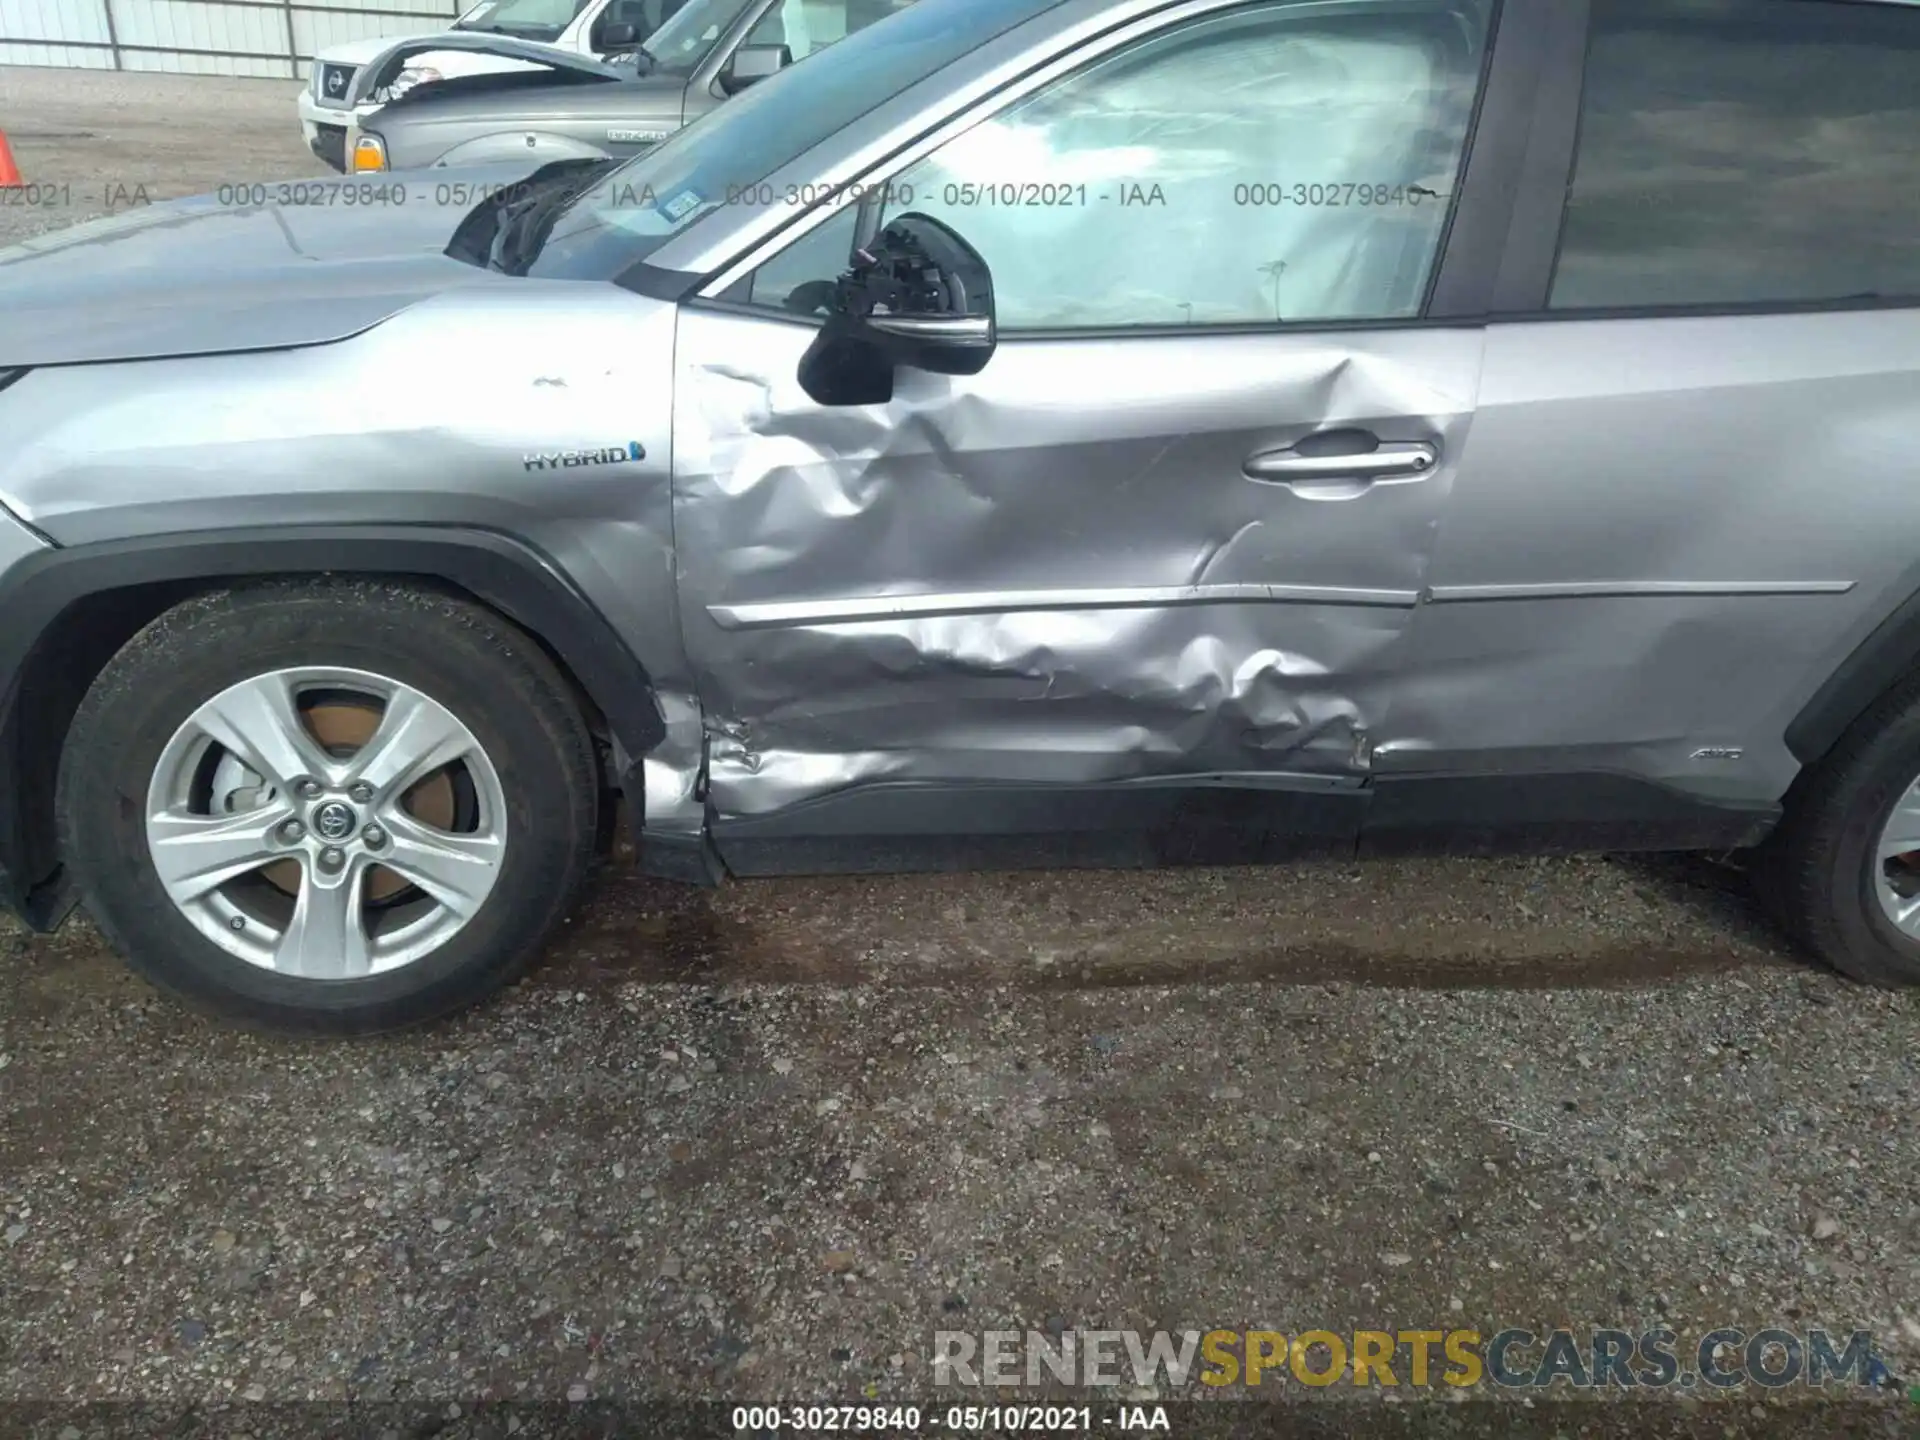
top-left (1243, 435), bottom-right (1440, 494)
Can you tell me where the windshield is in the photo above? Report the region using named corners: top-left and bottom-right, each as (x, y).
top-left (454, 0), bottom-right (587, 41)
top-left (638, 0), bottom-right (762, 74)
top-left (529, 0), bottom-right (1059, 280)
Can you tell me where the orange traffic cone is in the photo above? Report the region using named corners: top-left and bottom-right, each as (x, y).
top-left (0, 130), bottom-right (21, 187)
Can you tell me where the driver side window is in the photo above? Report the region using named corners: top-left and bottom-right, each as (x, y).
top-left (735, 0), bottom-right (1489, 329)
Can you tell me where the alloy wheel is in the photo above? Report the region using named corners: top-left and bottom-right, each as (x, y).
top-left (1872, 772), bottom-right (1920, 937)
top-left (143, 666), bottom-right (508, 977)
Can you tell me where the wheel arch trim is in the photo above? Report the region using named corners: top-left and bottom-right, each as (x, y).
top-left (1787, 582), bottom-right (1920, 767)
top-left (0, 524), bottom-right (666, 924)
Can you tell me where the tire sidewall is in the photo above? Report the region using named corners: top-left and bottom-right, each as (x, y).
top-left (60, 592), bottom-right (593, 1031)
top-left (1823, 728), bottom-right (1920, 978)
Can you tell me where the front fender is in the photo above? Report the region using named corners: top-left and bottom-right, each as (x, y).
top-left (0, 286), bottom-right (716, 908)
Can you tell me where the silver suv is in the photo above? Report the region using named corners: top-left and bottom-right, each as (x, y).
top-left (2, 0), bottom-right (1918, 1032)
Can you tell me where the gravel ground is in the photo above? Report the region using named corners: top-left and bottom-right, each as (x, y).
top-left (4, 63), bottom-right (1920, 1440)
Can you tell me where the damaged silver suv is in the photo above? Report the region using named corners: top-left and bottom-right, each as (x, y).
top-left (2, 0), bottom-right (1919, 1032)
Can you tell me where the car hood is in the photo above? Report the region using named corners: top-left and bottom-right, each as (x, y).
top-left (369, 68), bottom-right (684, 128)
top-left (347, 32), bottom-right (628, 104)
top-left (0, 165), bottom-right (546, 368)
top-left (315, 31), bottom-right (446, 67)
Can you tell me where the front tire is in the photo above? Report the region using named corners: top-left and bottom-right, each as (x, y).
top-left (57, 580), bottom-right (600, 1033)
top-left (1760, 671), bottom-right (1920, 987)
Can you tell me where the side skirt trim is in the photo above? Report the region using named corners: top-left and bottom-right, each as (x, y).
top-left (707, 770), bottom-right (1779, 879)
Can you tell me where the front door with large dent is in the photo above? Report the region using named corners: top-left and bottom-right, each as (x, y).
top-left (671, 0), bottom-right (1495, 866)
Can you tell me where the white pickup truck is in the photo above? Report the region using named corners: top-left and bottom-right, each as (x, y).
top-left (298, 0), bottom-right (686, 168)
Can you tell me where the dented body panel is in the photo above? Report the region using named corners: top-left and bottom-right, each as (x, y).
top-left (673, 307), bottom-right (1482, 820)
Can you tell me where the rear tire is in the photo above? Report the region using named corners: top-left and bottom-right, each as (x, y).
top-left (57, 580), bottom-right (600, 1034)
top-left (1759, 670), bottom-right (1920, 987)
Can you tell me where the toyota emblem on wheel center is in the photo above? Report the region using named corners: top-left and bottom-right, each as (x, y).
top-left (313, 801), bottom-right (356, 841)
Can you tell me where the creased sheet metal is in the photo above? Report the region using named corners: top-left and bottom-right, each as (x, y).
top-left (672, 308), bottom-right (1482, 820)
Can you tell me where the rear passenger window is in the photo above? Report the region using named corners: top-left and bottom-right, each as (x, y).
top-left (1550, 0), bottom-right (1920, 311)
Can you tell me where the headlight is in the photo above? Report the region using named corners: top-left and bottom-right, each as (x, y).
top-left (351, 134), bottom-right (388, 172)
top-left (388, 65), bottom-right (443, 99)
